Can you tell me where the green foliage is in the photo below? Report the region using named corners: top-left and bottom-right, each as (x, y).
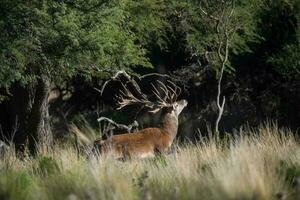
top-left (179, 0), bottom-right (261, 66)
top-left (277, 160), bottom-right (300, 185)
top-left (283, 165), bottom-right (300, 184)
top-left (0, 171), bottom-right (34, 200)
top-left (147, 154), bottom-right (168, 168)
top-left (125, 0), bottom-right (170, 50)
top-left (35, 156), bottom-right (60, 176)
top-left (0, 0), bottom-right (152, 88)
top-left (261, 0), bottom-right (300, 78)
top-left (268, 43), bottom-right (300, 78)
top-left (1, 0), bottom-right (298, 85)
top-left (166, 0), bottom-right (299, 78)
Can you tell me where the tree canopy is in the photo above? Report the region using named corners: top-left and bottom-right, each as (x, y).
top-left (0, 0), bottom-right (153, 89)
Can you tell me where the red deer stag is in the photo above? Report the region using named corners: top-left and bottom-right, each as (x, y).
top-left (94, 80), bottom-right (187, 159)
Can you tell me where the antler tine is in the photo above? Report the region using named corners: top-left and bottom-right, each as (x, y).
top-left (166, 84), bottom-right (177, 103)
top-left (166, 80), bottom-right (181, 102)
top-left (156, 80), bottom-right (173, 103)
top-left (149, 81), bottom-right (173, 114)
top-left (151, 83), bottom-right (162, 100)
top-left (117, 82), bottom-right (154, 110)
top-left (173, 85), bottom-right (181, 102)
top-left (116, 84), bottom-right (135, 110)
top-left (151, 82), bottom-right (169, 108)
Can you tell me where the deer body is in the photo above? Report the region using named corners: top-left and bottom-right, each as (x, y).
top-left (94, 100), bottom-right (187, 159)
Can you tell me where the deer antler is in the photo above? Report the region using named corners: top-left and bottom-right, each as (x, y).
top-left (117, 80), bottom-right (181, 113)
top-left (116, 82), bottom-right (155, 111)
top-left (166, 80), bottom-right (182, 103)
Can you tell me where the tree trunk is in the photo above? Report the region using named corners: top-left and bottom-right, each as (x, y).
top-left (26, 75), bottom-right (52, 155)
top-left (0, 75), bottom-right (53, 155)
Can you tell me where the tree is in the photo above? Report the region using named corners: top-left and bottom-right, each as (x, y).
top-left (196, 0), bottom-right (235, 134)
top-left (0, 0), bottom-right (151, 154)
top-left (182, 0), bottom-right (260, 133)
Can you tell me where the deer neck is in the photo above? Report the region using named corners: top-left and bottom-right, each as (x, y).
top-left (160, 112), bottom-right (178, 141)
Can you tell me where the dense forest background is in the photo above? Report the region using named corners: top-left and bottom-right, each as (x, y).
top-left (0, 0), bottom-right (299, 153)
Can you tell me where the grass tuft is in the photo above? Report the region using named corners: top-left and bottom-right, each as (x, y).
top-left (0, 124), bottom-right (299, 200)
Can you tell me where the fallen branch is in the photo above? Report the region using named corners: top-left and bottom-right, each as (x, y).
top-left (97, 117), bottom-right (139, 133)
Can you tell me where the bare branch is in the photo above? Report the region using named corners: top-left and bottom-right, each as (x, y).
top-left (97, 70), bottom-right (170, 96)
top-left (98, 70), bottom-right (132, 95)
top-left (97, 117), bottom-right (139, 133)
top-left (199, 6), bottom-right (218, 21)
top-left (134, 73), bottom-right (170, 80)
top-left (213, 0), bottom-right (236, 133)
top-left (215, 96), bottom-right (225, 133)
top-left (229, 0), bottom-right (235, 18)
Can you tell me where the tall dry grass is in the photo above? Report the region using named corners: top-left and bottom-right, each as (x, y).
top-left (0, 124), bottom-right (299, 200)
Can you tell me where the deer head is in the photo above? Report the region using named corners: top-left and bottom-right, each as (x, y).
top-left (116, 79), bottom-right (187, 140)
top-left (169, 99), bottom-right (188, 117)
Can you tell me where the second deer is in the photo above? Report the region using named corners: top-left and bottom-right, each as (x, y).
top-left (94, 80), bottom-right (187, 159)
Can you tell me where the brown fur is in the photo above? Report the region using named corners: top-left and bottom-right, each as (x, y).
top-left (94, 128), bottom-right (172, 159)
top-left (94, 100), bottom-right (187, 159)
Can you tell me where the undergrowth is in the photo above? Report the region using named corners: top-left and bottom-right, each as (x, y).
top-left (0, 124), bottom-right (299, 200)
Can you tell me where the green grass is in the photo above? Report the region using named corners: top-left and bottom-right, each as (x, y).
top-left (0, 124), bottom-right (300, 200)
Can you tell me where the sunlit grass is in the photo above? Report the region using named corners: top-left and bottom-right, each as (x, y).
top-left (0, 124), bottom-right (299, 200)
